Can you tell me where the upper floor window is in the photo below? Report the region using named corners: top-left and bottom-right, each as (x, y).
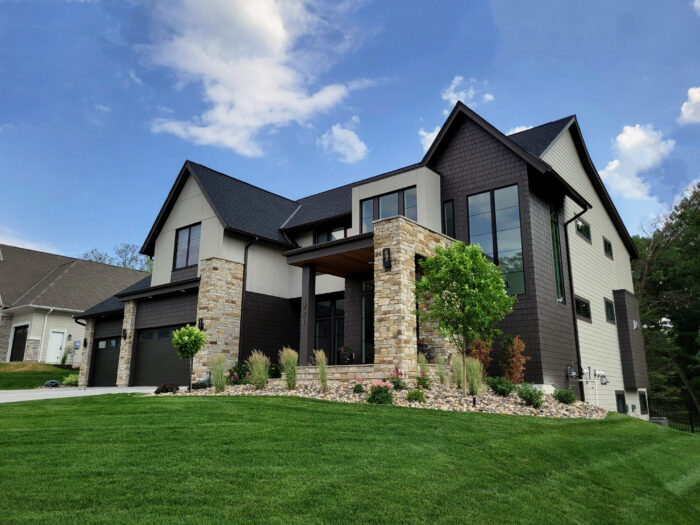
top-left (467, 185), bottom-right (525, 295)
top-left (174, 223), bottom-right (201, 270)
top-left (575, 296), bottom-right (591, 322)
top-left (549, 206), bottom-right (565, 302)
top-left (442, 200), bottom-right (455, 238)
top-left (314, 226), bottom-right (346, 245)
top-left (576, 218), bottom-right (591, 243)
top-left (604, 298), bottom-right (616, 324)
top-left (360, 186), bottom-right (417, 233)
top-left (603, 237), bottom-right (614, 259)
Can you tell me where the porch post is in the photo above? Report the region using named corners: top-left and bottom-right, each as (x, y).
top-left (299, 263), bottom-right (316, 365)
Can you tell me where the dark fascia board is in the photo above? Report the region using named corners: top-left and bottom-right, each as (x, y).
top-left (282, 212), bottom-right (352, 233)
top-left (116, 277), bottom-right (200, 301)
top-left (74, 308), bottom-right (124, 321)
top-left (564, 120), bottom-right (639, 259)
top-left (284, 233), bottom-right (374, 264)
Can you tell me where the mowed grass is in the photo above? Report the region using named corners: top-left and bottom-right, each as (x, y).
top-left (1, 395), bottom-right (698, 524)
top-left (0, 362), bottom-right (75, 389)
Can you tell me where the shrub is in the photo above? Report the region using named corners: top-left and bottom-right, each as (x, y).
top-left (228, 362), bottom-right (250, 385)
top-left (279, 347), bottom-right (298, 390)
top-left (485, 376), bottom-right (516, 397)
top-left (469, 339), bottom-right (492, 376)
top-left (517, 383), bottom-right (543, 409)
top-left (211, 355), bottom-right (228, 392)
top-left (191, 379), bottom-right (210, 390)
top-left (436, 355), bottom-right (446, 385)
top-left (352, 375), bottom-right (364, 394)
top-left (155, 383), bottom-right (179, 394)
top-left (389, 367), bottom-right (407, 390)
top-left (501, 335), bottom-right (530, 385)
top-left (416, 353), bottom-right (431, 390)
top-left (465, 357), bottom-right (483, 396)
top-left (314, 349), bottom-right (328, 392)
top-left (61, 373), bottom-right (78, 386)
top-left (247, 350), bottom-right (270, 390)
top-left (367, 380), bottom-right (393, 404)
top-left (407, 388), bottom-right (426, 403)
top-left (269, 362), bottom-right (282, 379)
top-left (554, 388), bottom-right (576, 405)
top-left (452, 355), bottom-right (464, 390)
top-left (60, 349), bottom-right (70, 366)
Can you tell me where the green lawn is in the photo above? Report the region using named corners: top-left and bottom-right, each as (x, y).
top-left (0, 362), bottom-right (76, 389)
top-left (1, 395), bottom-right (698, 524)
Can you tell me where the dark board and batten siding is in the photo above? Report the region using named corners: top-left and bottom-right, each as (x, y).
top-left (94, 317), bottom-right (124, 339)
top-left (613, 290), bottom-right (648, 389)
top-left (239, 291), bottom-right (300, 363)
top-left (134, 292), bottom-right (198, 330)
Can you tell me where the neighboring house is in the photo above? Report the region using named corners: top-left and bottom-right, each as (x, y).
top-left (76, 102), bottom-right (648, 418)
top-left (0, 244), bottom-right (148, 366)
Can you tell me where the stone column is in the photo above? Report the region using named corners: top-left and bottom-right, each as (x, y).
top-left (0, 313), bottom-right (12, 361)
top-left (299, 263), bottom-right (316, 365)
top-left (116, 300), bottom-right (137, 386)
top-left (24, 339), bottom-right (41, 362)
top-left (77, 319), bottom-right (95, 387)
top-left (372, 216), bottom-right (454, 377)
top-left (192, 257), bottom-right (244, 380)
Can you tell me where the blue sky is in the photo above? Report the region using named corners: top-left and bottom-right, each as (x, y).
top-left (0, 0), bottom-right (698, 257)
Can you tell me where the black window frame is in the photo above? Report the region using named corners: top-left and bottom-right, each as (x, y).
top-left (549, 205), bottom-right (566, 303)
top-left (604, 298), bottom-right (616, 324)
top-left (360, 186), bottom-right (417, 233)
top-left (603, 236), bottom-right (614, 259)
top-left (173, 222), bottom-right (201, 271)
top-left (639, 391), bottom-right (649, 415)
top-left (313, 225), bottom-right (348, 245)
top-left (466, 183), bottom-right (526, 296)
top-left (615, 391), bottom-right (627, 414)
top-left (442, 200), bottom-right (455, 238)
top-left (575, 218), bottom-right (592, 243)
top-left (315, 293), bottom-right (345, 365)
top-left (574, 296), bottom-right (592, 323)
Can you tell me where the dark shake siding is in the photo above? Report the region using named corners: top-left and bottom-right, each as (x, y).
top-left (134, 292), bottom-right (198, 330)
top-left (170, 266), bottom-right (198, 283)
top-left (94, 317), bottom-right (124, 339)
top-left (428, 113), bottom-right (576, 386)
top-left (239, 291), bottom-right (300, 363)
top-left (613, 289), bottom-right (648, 389)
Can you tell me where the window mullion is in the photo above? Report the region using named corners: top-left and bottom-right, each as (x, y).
top-left (490, 190), bottom-right (498, 264)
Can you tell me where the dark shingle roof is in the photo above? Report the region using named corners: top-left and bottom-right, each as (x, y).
top-left (507, 116), bottom-right (575, 156)
top-left (77, 275), bottom-right (152, 318)
top-left (0, 244), bottom-right (148, 311)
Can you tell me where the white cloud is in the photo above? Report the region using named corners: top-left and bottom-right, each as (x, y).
top-left (677, 86), bottom-right (700, 124)
top-left (145, 0), bottom-right (368, 156)
top-left (418, 126), bottom-right (440, 153)
top-left (128, 69), bottom-right (143, 86)
top-left (694, 0), bottom-right (700, 15)
top-left (441, 76), bottom-right (494, 108)
top-left (672, 177), bottom-right (700, 208)
top-left (507, 125), bottom-right (533, 135)
top-left (95, 104), bottom-right (111, 112)
top-left (157, 105), bottom-right (174, 114)
top-left (600, 124), bottom-right (675, 200)
top-left (318, 116), bottom-right (367, 163)
top-left (0, 228), bottom-right (56, 253)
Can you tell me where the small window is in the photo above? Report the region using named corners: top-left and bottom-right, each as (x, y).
top-left (575, 296), bottom-right (591, 322)
top-left (603, 237), bottom-right (613, 259)
top-left (314, 226), bottom-right (346, 244)
top-left (576, 219), bottom-right (591, 243)
top-left (403, 187), bottom-right (417, 221)
top-left (361, 199), bottom-right (374, 233)
top-left (604, 298), bottom-right (616, 324)
top-left (378, 192), bottom-right (399, 219)
top-left (174, 223), bottom-right (201, 269)
top-left (616, 391), bottom-right (627, 414)
top-left (360, 187), bottom-right (417, 233)
top-left (98, 340), bottom-right (107, 349)
top-left (639, 391), bottom-right (649, 415)
top-left (442, 200), bottom-right (455, 238)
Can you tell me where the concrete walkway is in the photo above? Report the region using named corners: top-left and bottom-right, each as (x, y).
top-left (0, 386), bottom-right (154, 404)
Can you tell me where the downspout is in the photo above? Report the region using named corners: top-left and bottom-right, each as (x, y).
top-left (238, 236), bottom-right (259, 362)
top-left (40, 307), bottom-right (55, 362)
top-left (564, 206), bottom-right (589, 401)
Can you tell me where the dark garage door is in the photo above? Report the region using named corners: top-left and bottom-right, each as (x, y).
top-left (131, 326), bottom-right (190, 386)
top-left (90, 337), bottom-right (120, 387)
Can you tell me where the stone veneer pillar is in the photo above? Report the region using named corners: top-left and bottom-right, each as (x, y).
top-left (116, 300), bottom-right (137, 386)
top-left (0, 313), bottom-right (12, 361)
top-left (77, 319), bottom-right (95, 387)
top-left (192, 257), bottom-right (244, 380)
top-left (23, 339), bottom-right (41, 362)
top-left (372, 216), bottom-right (455, 377)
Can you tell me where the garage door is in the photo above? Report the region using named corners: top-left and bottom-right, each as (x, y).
top-left (91, 337), bottom-right (120, 387)
top-left (131, 326), bottom-right (190, 386)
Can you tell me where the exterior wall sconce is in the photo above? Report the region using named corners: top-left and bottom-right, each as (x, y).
top-left (198, 318), bottom-right (205, 331)
top-left (382, 248), bottom-right (391, 271)
top-left (122, 329), bottom-right (127, 340)
top-left (83, 338), bottom-right (88, 348)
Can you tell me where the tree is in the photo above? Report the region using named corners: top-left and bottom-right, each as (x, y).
top-left (416, 242), bottom-right (515, 395)
top-left (171, 325), bottom-right (207, 391)
top-left (82, 242), bottom-right (152, 272)
top-left (632, 182), bottom-right (700, 411)
top-left (500, 335), bottom-right (529, 385)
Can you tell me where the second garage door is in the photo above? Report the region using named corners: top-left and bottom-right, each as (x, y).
top-left (131, 326), bottom-right (190, 386)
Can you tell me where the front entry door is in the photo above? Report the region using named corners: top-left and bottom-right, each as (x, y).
top-left (10, 325), bottom-right (28, 361)
top-left (46, 330), bottom-right (65, 363)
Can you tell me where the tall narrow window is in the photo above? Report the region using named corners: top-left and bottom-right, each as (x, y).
top-left (442, 200), bottom-right (455, 238)
top-left (550, 206), bottom-right (565, 302)
top-left (361, 199), bottom-right (374, 233)
top-left (639, 391), bottom-right (648, 415)
top-left (603, 237), bottom-right (614, 259)
top-left (174, 223), bottom-right (201, 270)
top-left (467, 185), bottom-right (524, 295)
top-left (604, 298), bottom-right (616, 324)
top-left (616, 391), bottom-right (627, 414)
top-left (403, 187), bottom-right (417, 221)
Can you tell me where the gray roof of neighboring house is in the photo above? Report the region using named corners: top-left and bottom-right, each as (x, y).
top-left (77, 275), bottom-right (152, 318)
top-left (507, 116), bottom-right (576, 156)
top-left (0, 244), bottom-right (149, 311)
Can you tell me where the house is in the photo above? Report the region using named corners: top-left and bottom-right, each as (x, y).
top-left (75, 102), bottom-right (648, 417)
top-left (0, 244), bottom-right (148, 366)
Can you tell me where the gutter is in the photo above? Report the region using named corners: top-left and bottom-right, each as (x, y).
top-left (564, 205), bottom-right (590, 401)
top-left (238, 236), bottom-right (259, 360)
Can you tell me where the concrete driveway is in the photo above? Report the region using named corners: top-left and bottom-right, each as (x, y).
top-left (0, 386), bottom-right (154, 404)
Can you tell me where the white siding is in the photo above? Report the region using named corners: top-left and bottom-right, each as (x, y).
top-left (38, 311), bottom-right (85, 365)
top-left (543, 129), bottom-right (642, 416)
